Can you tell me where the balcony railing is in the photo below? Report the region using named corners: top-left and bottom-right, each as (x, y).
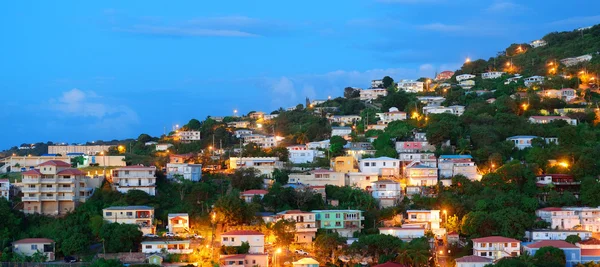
top-left (57, 178), bottom-right (75, 184)
top-left (40, 195), bottom-right (58, 201)
top-left (57, 195), bottom-right (75, 201)
top-left (41, 187), bottom-right (58, 193)
top-left (22, 178), bottom-right (41, 183)
top-left (22, 187), bottom-right (39, 193)
top-left (23, 196), bottom-right (41, 201)
top-left (40, 178), bottom-right (58, 183)
top-left (58, 187), bottom-right (75, 193)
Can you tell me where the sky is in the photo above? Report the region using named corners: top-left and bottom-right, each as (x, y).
top-left (1, 1), bottom-right (599, 149)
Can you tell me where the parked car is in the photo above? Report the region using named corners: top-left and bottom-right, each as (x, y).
top-left (64, 256), bottom-right (77, 263)
top-left (294, 249), bottom-right (309, 255)
top-left (164, 232), bottom-right (176, 237)
top-left (144, 234), bottom-right (159, 238)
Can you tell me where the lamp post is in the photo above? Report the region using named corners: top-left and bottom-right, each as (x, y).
top-left (274, 248), bottom-right (282, 267)
top-left (443, 210), bottom-right (448, 227)
top-left (211, 212), bottom-right (216, 259)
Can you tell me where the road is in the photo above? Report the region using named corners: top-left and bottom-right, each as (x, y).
top-left (436, 243), bottom-right (449, 267)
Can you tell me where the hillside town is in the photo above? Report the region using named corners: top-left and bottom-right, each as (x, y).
top-left (2, 12), bottom-right (600, 267)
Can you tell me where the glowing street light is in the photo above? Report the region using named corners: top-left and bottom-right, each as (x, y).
top-left (559, 161), bottom-right (569, 168)
top-left (465, 57), bottom-right (471, 64)
top-left (522, 103), bottom-right (529, 111)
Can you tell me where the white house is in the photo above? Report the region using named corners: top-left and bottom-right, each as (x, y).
top-left (329, 115), bottom-right (361, 125)
top-left (504, 75), bottom-right (522, 85)
top-left (540, 88), bottom-right (577, 102)
top-left (379, 227), bottom-right (425, 242)
top-left (242, 134), bottom-right (278, 148)
top-left (263, 114), bottom-right (279, 120)
top-left (275, 210), bottom-right (318, 243)
top-left (526, 229), bottom-right (592, 242)
top-left (167, 213), bottom-right (190, 234)
top-left (459, 80), bottom-right (475, 89)
top-left (141, 239), bottom-right (193, 254)
top-left (220, 254), bottom-right (269, 267)
top-left (405, 164), bottom-right (438, 187)
top-left (166, 163), bottom-right (202, 182)
top-left (306, 140), bottom-right (330, 150)
top-left (345, 172), bottom-right (378, 190)
top-left (398, 153), bottom-right (437, 168)
top-left (288, 170), bottom-right (345, 187)
top-left (423, 105), bottom-right (465, 116)
top-left (561, 54), bottom-right (593, 67)
top-left (287, 145), bottom-right (316, 164)
top-left (376, 107), bottom-right (407, 125)
top-left (359, 157), bottom-right (401, 177)
top-left (482, 71), bottom-right (505, 79)
top-left (456, 74), bottom-right (476, 81)
top-left (0, 179), bottom-right (9, 200)
top-left (524, 76), bottom-right (545, 87)
top-left (229, 157), bottom-right (283, 177)
top-left (176, 130), bottom-right (201, 142)
top-left (371, 79), bottom-right (384, 88)
top-left (227, 121), bottom-right (251, 128)
top-left (472, 236), bottom-right (520, 260)
top-left (530, 39), bottom-right (547, 48)
top-left (506, 135), bottom-right (558, 150)
top-left (537, 207), bottom-right (600, 232)
top-left (529, 116), bottom-right (577, 126)
top-left (406, 210), bottom-right (441, 230)
top-left (360, 88), bottom-right (388, 101)
top-left (235, 129), bottom-right (253, 138)
top-left (103, 206), bottom-right (155, 235)
top-left (455, 255), bottom-right (493, 267)
top-left (438, 155), bottom-right (481, 182)
top-left (12, 238), bottom-right (55, 261)
top-left (371, 180), bottom-right (402, 208)
top-left (331, 127), bottom-right (352, 139)
top-left (145, 141), bottom-right (158, 146)
top-left (221, 230), bottom-right (265, 254)
top-left (155, 143), bottom-right (173, 151)
top-left (241, 189), bottom-right (268, 203)
top-left (417, 96), bottom-right (445, 106)
top-left (112, 166), bottom-right (157, 196)
top-left (396, 80), bottom-right (424, 93)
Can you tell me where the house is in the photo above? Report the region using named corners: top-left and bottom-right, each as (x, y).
top-left (396, 80), bottom-right (424, 93)
top-left (561, 54), bottom-right (593, 67)
top-left (482, 71), bottom-right (505, 79)
top-left (530, 39), bottom-right (547, 48)
top-left (417, 96), bottom-right (446, 106)
top-left (329, 115), bottom-right (361, 125)
top-left (447, 231), bottom-right (460, 244)
top-left (376, 107), bottom-right (407, 125)
top-left (242, 134), bottom-right (279, 148)
top-left (306, 140), bottom-right (330, 150)
top-left (345, 172), bottom-right (378, 190)
top-left (12, 238), bottom-right (55, 261)
top-left (112, 166), bottom-right (157, 196)
top-left (529, 116), bottom-right (577, 126)
top-left (147, 254), bottom-right (163, 265)
top-left (398, 153), bottom-right (437, 168)
top-left (229, 157), bottom-right (283, 177)
top-left (366, 124), bottom-right (386, 131)
top-left (455, 255), bottom-right (493, 267)
top-left (264, 114), bottom-right (279, 120)
top-left (459, 80), bottom-right (475, 89)
top-left (524, 76), bottom-right (545, 87)
top-left (438, 155), bottom-right (481, 182)
top-left (371, 79), bottom-right (384, 88)
top-left (155, 143), bottom-right (173, 151)
top-left (395, 141), bottom-right (436, 153)
top-left (169, 153), bottom-right (195, 164)
top-left (166, 163), bottom-right (202, 182)
top-left (360, 88), bottom-right (388, 101)
top-left (235, 129), bottom-right (253, 138)
top-left (292, 258), bottom-right (319, 267)
top-left (472, 236), bottom-right (520, 260)
top-left (371, 180), bottom-right (402, 208)
top-left (435, 71), bottom-right (455, 81)
top-left (577, 238), bottom-right (600, 263)
top-left (241, 189), bottom-right (268, 203)
top-left (0, 179), bottom-right (9, 200)
top-left (48, 145), bottom-right (113, 155)
top-left (249, 111), bottom-right (265, 120)
top-left (524, 240), bottom-right (581, 267)
top-left (540, 88), bottom-right (577, 102)
top-left (80, 155), bottom-right (127, 167)
top-left (1, 155), bottom-right (71, 173)
top-left (504, 75), bottom-right (522, 85)
top-left (506, 135), bottom-right (559, 150)
top-left (103, 206), bottom-right (155, 235)
top-left (144, 141), bottom-right (158, 146)
top-left (167, 213), bottom-right (189, 234)
top-left (220, 254), bottom-right (269, 267)
top-left (405, 164), bottom-right (438, 187)
top-left (525, 229), bottom-right (591, 242)
top-left (536, 174), bottom-right (580, 202)
top-left (359, 157), bottom-right (401, 177)
top-left (331, 156), bottom-right (359, 173)
top-left (331, 127), bottom-right (352, 139)
top-left (456, 74), bottom-right (476, 81)
top-left (346, 147), bottom-right (376, 160)
top-left (287, 145), bottom-right (316, 164)
top-left (20, 160), bottom-right (94, 215)
top-left (422, 105), bottom-right (465, 116)
top-left (175, 130), bottom-right (201, 142)
top-left (141, 239), bottom-right (193, 254)
top-left (379, 227), bottom-right (425, 241)
top-left (312, 210), bottom-right (364, 237)
top-left (406, 210), bottom-right (441, 230)
top-left (288, 170), bottom-right (345, 187)
top-left (275, 210), bottom-right (318, 243)
top-left (221, 230), bottom-right (265, 254)
top-left (227, 121), bottom-right (251, 128)
top-left (536, 207), bottom-right (580, 230)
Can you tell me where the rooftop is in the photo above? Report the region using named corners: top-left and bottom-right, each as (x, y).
top-left (241, 189), bottom-right (268, 195)
top-left (39, 160), bottom-right (71, 167)
top-left (439, 155), bottom-right (472, 159)
top-left (13, 238), bottom-right (54, 244)
top-left (455, 255), bottom-right (493, 263)
top-left (103, 206), bottom-right (154, 211)
top-left (525, 240), bottom-right (578, 249)
top-left (222, 230), bottom-right (264, 236)
top-left (472, 236), bottom-right (520, 243)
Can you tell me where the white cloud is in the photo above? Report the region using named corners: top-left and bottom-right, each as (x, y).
top-left (49, 88), bottom-right (139, 123)
top-left (485, 1), bottom-right (525, 13)
top-left (417, 23), bottom-right (464, 32)
top-left (549, 15), bottom-right (600, 27)
top-left (115, 25), bottom-right (259, 37)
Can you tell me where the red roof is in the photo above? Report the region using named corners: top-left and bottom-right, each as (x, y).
top-left (455, 255), bottom-right (492, 263)
top-left (579, 238), bottom-right (600, 245)
top-left (538, 207), bottom-right (563, 212)
top-left (222, 230), bottom-right (264, 236)
top-left (13, 238), bottom-right (54, 244)
top-left (0, 179), bottom-right (8, 183)
top-left (242, 189), bottom-right (268, 195)
top-left (582, 249), bottom-right (600, 256)
top-left (39, 160), bottom-right (71, 167)
top-left (526, 240), bottom-right (578, 249)
top-left (448, 231), bottom-right (459, 236)
top-left (220, 254), bottom-right (247, 260)
top-left (372, 262), bottom-right (408, 267)
top-left (280, 210), bottom-right (311, 215)
top-left (57, 169), bottom-right (85, 176)
top-left (22, 169), bottom-right (42, 175)
top-left (472, 236), bottom-right (520, 243)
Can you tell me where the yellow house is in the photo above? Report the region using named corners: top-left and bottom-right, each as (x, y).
top-left (330, 156), bottom-right (359, 173)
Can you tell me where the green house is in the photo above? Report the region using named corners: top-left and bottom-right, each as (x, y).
top-left (147, 254), bottom-right (163, 265)
top-left (312, 210), bottom-right (364, 237)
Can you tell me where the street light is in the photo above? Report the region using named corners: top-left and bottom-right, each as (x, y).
top-left (443, 210), bottom-right (448, 226)
top-left (274, 248), bottom-right (282, 267)
top-left (465, 57), bottom-right (471, 64)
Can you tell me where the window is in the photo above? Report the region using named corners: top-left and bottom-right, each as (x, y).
top-left (252, 260), bottom-right (256, 264)
top-left (127, 212), bottom-right (133, 216)
top-left (383, 162), bottom-right (386, 166)
top-left (480, 252), bottom-right (487, 256)
top-left (365, 163), bottom-right (370, 167)
top-left (231, 238), bottom-right (235, 242)
top-left (336, 213), bottom-right (341, 218)
top-left (511, 243), bottom-right (517, 247)
top-left (106, 212), bottom-right (112, 216)
top-left (149, 171), bottom-right (153, 175)
top-left (480, 243), bottom-right (486, 248)
top-left (125, 171), bottom-right (130, 175)
top-left (325, 214), bottom-right (330, 219)
top-left (335, 222), bottom-right (341, 226)
top-left (145, 245), bottom-right (152, 249)
top-left (31, 244), bottom-right (38, 250)
top-left (223, 237), bottom-right (229, 241)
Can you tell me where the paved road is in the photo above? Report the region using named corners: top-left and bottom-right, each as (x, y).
top-left (436, 244), bottom-right (449, 267)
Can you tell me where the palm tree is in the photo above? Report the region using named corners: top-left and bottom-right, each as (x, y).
top-left (296, 132), bottom-right (309, 144)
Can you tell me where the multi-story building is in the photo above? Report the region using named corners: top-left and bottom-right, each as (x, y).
top-left (396, 80), bottom-right (424, 93)
top-left (312, 210), bottom-right (364, 237)
top-left (371, 180), bottom-right (402, 208)
top-left (376, 107), bottom-right (407, 125)
top-left (371, 79), bottom-right (384, 88)
top-left (459, 80), bottom-right (475, 89)
top-left (0, 179), bottom-right (9, 200)
top-left (241, 189), bottom-right (268, 203)
top-left (536, 207), bottom-right (580, 230)
top-left (328, 115), bottom-right (361, 125)
top-left (331, 156), bottom-right (359, 173)
top-left (405, 164), bottom-right (438, 187)
top-left (379, 227), bottom-right (425, 242)
top-left (166, 163), bottom-right (202, 182)
top-left (249, 111), bottom-right (265, 120)
top-left (472, 236), bottom-right (520, 260)
top-left (167, 213), bottom-right (190, 234)
top-left (48, 145), bottom-right (112, 155)
top-left (359, 157), bottom-right (401, 177)
top-left (288, 170), bottom-right (345, 187)
top-left (306, 140), bottom-right (330, 150)
top-left (438, 155), bottom-right (481, 182)
top-left (524, 76), bottom-right (545, 87)
top-left (360, 88), bottom-right (388, 101)
top-left (12, 238), bottom-right (55, 261)
top-left (155, 143), bottom-right (173, 151)
top-left (456, 74), bottom-right (475, 81)
top-left (235, 129), bottom-right (253, 138)
top-left (530, 39), bottom-right (547, 48)
top-left (529, 116), bottom-right (577, 126)
top-left (540, 88), bottom-right (577, 102)
top-left (227, 121), bottom-right (251, 129)
top-left (435, 71), bottom-right (455, 81)
top-left (345, 172), bottom-right (378, 190)
top-left (112, 166), bottom-right (157, 196)
top-left (220, 254), bottom-right (269, 267)
top-left (331, 127), bottom-right (352, 139)
top-left (242, 134), bottom-right (278, 148)
top-left (229, 157), bottom-right (283, 178)
top-left (423, 105), bottom-right (465, 116)
top-left (536, 174), bottom-right (580, 202)
top-left (176, 130), bottom-right (201, 142)
top-left (221, 230), bottom-right (265, 254)
top-left (526, 229), bottom-right (592, 242)
top-left (141, 239), bottom-right (193, 254)
top-left (103, 206), bottom-right (155, 235)
top-left (1, 156), bottom-right (70, 173)
top-left (275, 210), bottom-right (318, 243)
top-left (561, 54), bottom-right (593, 67)
top-left (287, 145), bottom-right (316, 164)
top-left (406, 210), bottom-right (441, 230)
top-left (398, 153), bottom-right (437, 168)
top-left (455, 255), bottom-right (492, 267)
top-left (524, 240), bottom-right (581, 267)
top-left (21, 160), bottom-right (94, 215)
top-left (417, 96), bottom-right (446, 106)
top-left (482, 71), bottom-right (505, 79)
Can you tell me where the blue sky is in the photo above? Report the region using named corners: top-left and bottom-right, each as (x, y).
top-left (1, 1), bottom-right (599, 149)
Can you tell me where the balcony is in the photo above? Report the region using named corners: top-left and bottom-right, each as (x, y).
top-left (297, 227), bottom-right (318, 232)
top-left (57, 178), bottom-right (75, 184)
top-left (167, 249), bottom-right (193, 254)
top-left (40, 195), bottom-right (58, 201)
top-left (22, 187), bottom-right (40, 193)
top-left (41, 187), bottom-right (58, 193)
top-left (22, 196), bottom-right (40, 201)
top-left (22, 177), bottom-right (41, 183)
top-left (58, 187), bottom-right (75, 193)
top-left (40, 178), bottom-right (58, 184)
top-left (57, 195), bottom-right (75, 201)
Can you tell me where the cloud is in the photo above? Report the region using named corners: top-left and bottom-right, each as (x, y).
top-left (417, 23), bottom-right (464, 32)
top-left (485, 1), bottom-right (525, 13)
top-left (549, 15), bottom-right (600, 27)
top-left (114, 25), bottom-right (259, 37)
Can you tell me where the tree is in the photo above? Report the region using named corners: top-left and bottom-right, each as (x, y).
top-left (230, 168), bottom-right (264, 191)
top-left (565, 235), bottom-right (582, 244)
top-left (213, 192), bottom-right (255, 227)
top-left (533, 246), bottom-right (566, 266)
top-left (329, 136), bottom-right (348, 157)
top-left (313, 232), bottom-right (346, 264)
top-left (272, 169), bottom-right (289, 184)
top-left (382, 76), bottom-right (394, 88)
top-left (185, 119), bottom-right (202, 130)
top-left (344, 87), bottom-right (360, 99)
top-left (272, 219), bottom-right (296, 247)
top-left (89, 259), bottom-right (125, 267)
top-left (99, 223), bottom-right (143, 253)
